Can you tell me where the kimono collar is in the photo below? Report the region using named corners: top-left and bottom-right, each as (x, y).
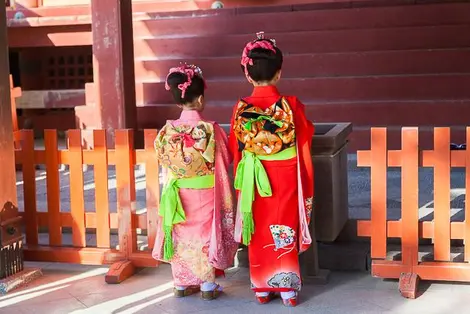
top-left (179, 110), bottom-right (203, 121)
top-left (250, 85), bottom-right (280, 98)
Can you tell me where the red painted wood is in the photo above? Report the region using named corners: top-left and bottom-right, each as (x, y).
top-left (433, 128), bottom-right (451, 261)
top-left (143, 130), bottom-right (159, 250)
top-left (68, 129), bottom-right (87, 247)
top-left (21, 131), bottom-right (39, 246)
top-left (136, 100), bottom-right (470, 129)
top-left (134, 25), bottom-right (470, 58)
top-left (0, 0), bottom-right (19, 248)
top-left (93, 130), bottom-right (111, 248)
top-left (136, 75), bottom-right (470, 104)
top-left (369, 128), bottom-right (387, 259)
top-left (8, 25), bottom-right (91, 48)
top-left (135, 50), bottom-right (470, 81)
top-left (349, 127), bottom-right (468, 152)
top-left (400, 128), bottom-right (419, 271)
top-left (44, 129), bottom-right (62, 246)
top-left (133, 3), bottom-right (470, 37)
top-left (87, 0), bottom-right (137, 146)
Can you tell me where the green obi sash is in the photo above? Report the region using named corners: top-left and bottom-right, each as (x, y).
top-left (234, 146), bottom-right (297, 245)
top-left (159, 174), bottom-right (215, 260)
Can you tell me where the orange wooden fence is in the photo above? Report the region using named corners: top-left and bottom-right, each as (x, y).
top-left (16, 129), bottom-right (160, 283)
top-left (357, 127), bottom-right (470, 298)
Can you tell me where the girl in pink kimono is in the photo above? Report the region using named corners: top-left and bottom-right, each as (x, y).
top-left (152, 64), bottom-right (238, 300)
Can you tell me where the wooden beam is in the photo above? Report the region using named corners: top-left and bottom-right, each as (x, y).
top-left (82, 0), bottom-right (137, 146)
top-left (0, 0), bottom-right (19, 222)
top-left (16, 89), bottom-right (86, 109)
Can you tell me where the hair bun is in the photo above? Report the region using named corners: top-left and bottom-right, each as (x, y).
top-left (248, 49), bottom-right (276, 60)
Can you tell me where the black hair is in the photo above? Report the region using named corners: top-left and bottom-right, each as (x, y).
top-left (241, 40), bottom-right (283, 82)
top-left (166, 72), bottom-right (205, 105)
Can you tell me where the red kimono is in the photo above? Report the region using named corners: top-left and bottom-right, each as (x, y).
top-left (229, 86), bottom-right (315, 293)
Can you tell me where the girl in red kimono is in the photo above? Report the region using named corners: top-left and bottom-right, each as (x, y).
top-left (229, 32), bottom-right (315, 307)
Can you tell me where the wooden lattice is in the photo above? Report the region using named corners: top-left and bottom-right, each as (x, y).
top-left (45, 49), bottom-right (93, 89)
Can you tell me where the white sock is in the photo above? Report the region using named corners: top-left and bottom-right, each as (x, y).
top-left (255, 292), bottom-right (270, 297)
top-left (175, 285), bottom-right (186, 291)
top-left (201, 281), bottom-right (221, 292)
top-left (280, 291), bottom-right (296, 300)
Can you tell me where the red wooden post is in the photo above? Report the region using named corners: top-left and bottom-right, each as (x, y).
top-left (144, 130), bottom-right (159, 250)
top-left (398, 128), bottom-right (420, 299)
top-left (77, 0), bottom-right (137, 147)
top-left (9, 75), bottom-right (20, 132)
top-left (93, 130), bottom-right (111, 248)
top-left (370, 128), bottom-right (387, 259)
top-left (21, 130), bottom-right (39, 245)
top-left (45, 130), bottom-right (62, 246)
top-left (0, 0), bottom-right (19, 241)
top-left (465, 128), bottom-right (470, 262)
top-left (105, 129), bottom-right (136, 284)
top-left (433, 128), bottom-right (451, 262)
top-left (68, 130), bottom-right (86, 247)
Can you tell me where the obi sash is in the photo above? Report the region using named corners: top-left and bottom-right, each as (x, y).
top-left (234, 146), bottom-right (297, 245)
top-left (159, 174), bottom-right (215, 260)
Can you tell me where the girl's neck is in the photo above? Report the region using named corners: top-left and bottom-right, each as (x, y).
top-left (253, 82), bottom-right (276, 87)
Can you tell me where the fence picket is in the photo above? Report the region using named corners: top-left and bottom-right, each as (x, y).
top-left (44, 130), bottom-right (62, 246)
top-left (465, 127), bottom-right (470, 262)
top-left (21, 130), bottom-right (38, 245)
top-left (68, 130), bottom-right (86, 247)
top-left (115, 130), bottom-right (137, 256)
top-left (370, 128), bottom-right (387, 259)
top-left (401, 128), bottom-right (419, 268)
top-left (94, 130), bottom-right (111, 248)
top-left (144, 130), bottom-right (159, 250)
top-left (433, 128), bottom-right (451, 261)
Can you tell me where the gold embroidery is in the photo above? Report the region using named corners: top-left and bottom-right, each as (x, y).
top-left (156, 122), bottom-right (215, 179)
top-left (233, 97), bottom-right (295, 156)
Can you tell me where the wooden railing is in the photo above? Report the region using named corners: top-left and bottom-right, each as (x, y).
top-left (16, 129), bottom-right (160, 283)
top-left (357, 127), bottom-right (470, 298)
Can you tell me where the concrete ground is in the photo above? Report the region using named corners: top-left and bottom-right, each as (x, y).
top-left (1, 262), bottom-right (469, 314)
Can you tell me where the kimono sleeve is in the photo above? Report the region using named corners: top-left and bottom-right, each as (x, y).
top-left (290, 96), bottom-right (315, 225)
top-left (228, 103), bottom-right (242, 173)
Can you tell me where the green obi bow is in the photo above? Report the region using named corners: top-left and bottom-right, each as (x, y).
top-left (244, 115), bottom-right (283, 131)
top-left (159, 174), bottom-right (215, 260)
top-left (234, 151), bottom-right (273, 245)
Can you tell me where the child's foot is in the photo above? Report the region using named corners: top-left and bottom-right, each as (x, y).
top-left (201, 284), bottom-right (222, 301)
top-left (173, 285), bottom-right (200, 298)
top-left (280, 291), bottom-right (298, 307)
top-left (255, 292), bottom-right (275, 304)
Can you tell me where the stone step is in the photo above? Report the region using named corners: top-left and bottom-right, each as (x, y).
top-left (135, 74), bottom-right (470, 104)
top-left (133, 3), bottom-right (470, 37)
top-left (133, 24), bottom-right (470, 59)
top-left (134, 49), bottom-right (470, 81)
top-left (136, 100), bottom-right (470, 128)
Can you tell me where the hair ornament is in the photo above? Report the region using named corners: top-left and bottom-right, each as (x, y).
top-left (241, 31), bottom-right (277, 76)
top-left (164, 63), bottom-right (206, 99)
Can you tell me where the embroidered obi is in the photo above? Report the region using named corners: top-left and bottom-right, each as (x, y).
top-left (233, 97), bottom-right (296, 156)
top-left (232, 97), bottom-right (298, 245)
top-left (155, 121), bottom-right (215, 179)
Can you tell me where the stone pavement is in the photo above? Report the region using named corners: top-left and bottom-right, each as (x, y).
top-left (1, 262), bottom-right (469, 314)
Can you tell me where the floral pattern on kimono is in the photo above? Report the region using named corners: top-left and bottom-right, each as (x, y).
top-left (155, 121), bottom-right (216, 179)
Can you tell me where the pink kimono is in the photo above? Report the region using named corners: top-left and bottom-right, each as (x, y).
top-left (152, 110), bottom-right (238, 287)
